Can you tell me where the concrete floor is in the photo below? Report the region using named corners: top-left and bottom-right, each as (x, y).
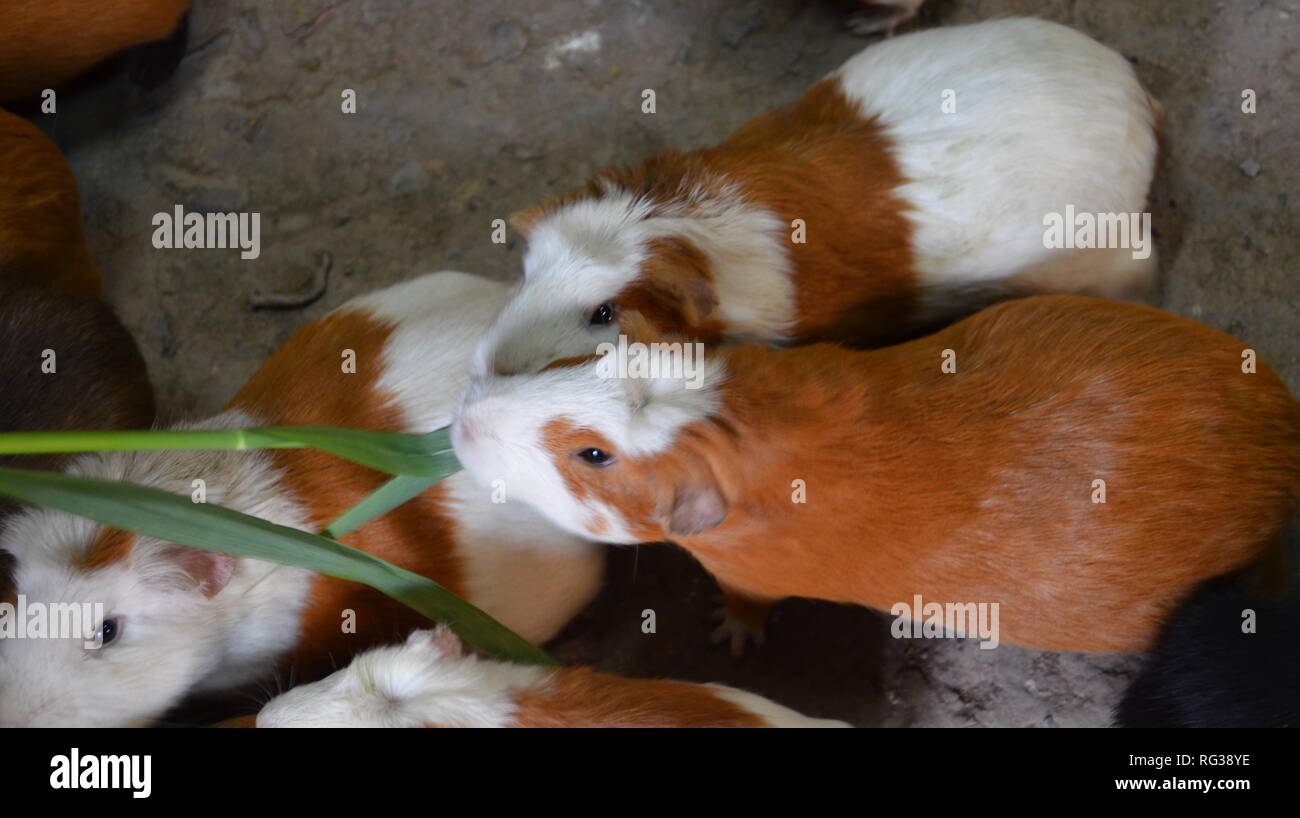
top-left (33, 0), bottom-right (1300, 726)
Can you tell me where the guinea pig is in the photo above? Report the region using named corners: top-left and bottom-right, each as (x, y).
top-left (0, 287), bottom-right (155, 480)
top-left (0, 0), bottom-right (189, 103)
top-left (256, 626), bottom-right (849, 728)
top-left (475, 17), bottom-right (1161, 376)
top-left (452, 294), bottom-right (1300, 653)
top-left (0, 109), bottom-right (102, 299)
top-left (1115, 577), bottom-right (1299, 727)
top-left (0, 272), bottom-right (605, 727)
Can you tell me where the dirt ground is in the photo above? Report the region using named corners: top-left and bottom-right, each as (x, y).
top-left (30, 0), bottom-right (1300, 726)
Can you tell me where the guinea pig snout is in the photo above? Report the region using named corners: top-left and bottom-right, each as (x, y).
top-left (451, 390), bottom-right (503, 464)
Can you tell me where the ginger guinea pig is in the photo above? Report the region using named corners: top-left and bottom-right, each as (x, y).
top-left (0, 109), bottom-right (102, 298)
top-left (256, 627), bottom-right (848, 728)
top-left (453, 295), bottom-right (1300, 653)
top-left (0, 272), bottom-right (604, 727)
top-left (1115, 577), bottom-right (1300, 728)
top-left (0, 0), bottom-right (189, 103)
top-left (475, 17), bottom-right (1160, 375)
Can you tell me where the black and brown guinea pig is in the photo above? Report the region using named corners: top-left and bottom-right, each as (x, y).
top-left (1115, 575), bottom-right (1300, 728)
top-left (0, 287), bottom-right (155, 478)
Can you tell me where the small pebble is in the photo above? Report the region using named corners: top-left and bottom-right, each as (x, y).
top-left (1239, 159), bottom-right (1261, 178)
top-left (388, 158), bottom-right (431, 196)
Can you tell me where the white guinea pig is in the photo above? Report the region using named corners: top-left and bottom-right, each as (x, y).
top-left (0, 272), bottom-right (604, 727)
top-left (256, 627), bottom-right (848, 728)
top-left (475, 17), bottom-right (1161, 376)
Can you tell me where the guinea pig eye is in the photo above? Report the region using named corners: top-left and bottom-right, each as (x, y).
top-left (589, 303), bottom-right (615, 327)
top-left (99, 617), bottom-right (121, 647)
top-left (84, 615), bottom-right (125, 654)
top-left (575, 447), bottom-right (616, 467)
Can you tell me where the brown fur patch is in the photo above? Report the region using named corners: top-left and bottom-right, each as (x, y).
top-left (227, 308), bottom-right (465, 681)
top-left (619, 237), bottom-right (725, 341)
top-left (0, 110), bottom-right (102, 298)
top-left (508, 668), bottom-right (767, 727)
top-left (544, 296), bottom-right (1300, 652)
top-left (539, 353), bottom-right (602, 373)
top-left (79, 527), bottom-right (137, 571)
top-left (0, 0), bottom-right (190, 103)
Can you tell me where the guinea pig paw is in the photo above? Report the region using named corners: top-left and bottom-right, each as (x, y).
top-left (709, 606), bottom-right (766, 659)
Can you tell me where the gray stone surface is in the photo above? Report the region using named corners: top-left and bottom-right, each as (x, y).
top-left (33, 0), bottom-right (1300, 726)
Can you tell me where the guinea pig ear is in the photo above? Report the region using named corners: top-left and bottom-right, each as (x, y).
top-left (429, 626), bottom-right (466, 658)
top-left (509, 205), bottom-right (546, 240)
top-left (149, 545), bottom-right (238, 599)
top-left (634, 237), bottom-right (719, 327)
top-left (663, 475), bottom-right (728, 537)
top-left (408, 626), bottom-right (465, 658)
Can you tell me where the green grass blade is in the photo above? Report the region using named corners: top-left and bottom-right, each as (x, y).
top-left (0, 426), bottom-right (462, 478)
top-left (257, 426), bottom-right (460, 477)
top-left (0, 466), bottom-right (555, 666)
top-left (324, 474), bottom-right (442, 539)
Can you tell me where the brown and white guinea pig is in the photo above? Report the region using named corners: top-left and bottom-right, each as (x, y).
top-left (0, 0), bottom-right (189, 103)
top-left (256, 627), bottom-right (848, 728)
top-left (474, 17), bottom-right (1161, 376)
top-left (1115, 577), bottom-right (1300, 728)
top-left (452, 294), bottom-right (1300, 653)
top-left (0, 272), bottom-right (605, 727)
top-left (0, 109), bottom-right (102, 299)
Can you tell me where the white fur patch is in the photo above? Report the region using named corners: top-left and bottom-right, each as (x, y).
top-left (831, 18), bottom-right (1159, 302)
top-left (348, 271), bottom-right (515, 430)
top-left (439, 471), bottom-right (605, 644)
top-left (257, 629), bottom-right (547, 727)
top-left (707, 685), bottom-right (851, 728)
